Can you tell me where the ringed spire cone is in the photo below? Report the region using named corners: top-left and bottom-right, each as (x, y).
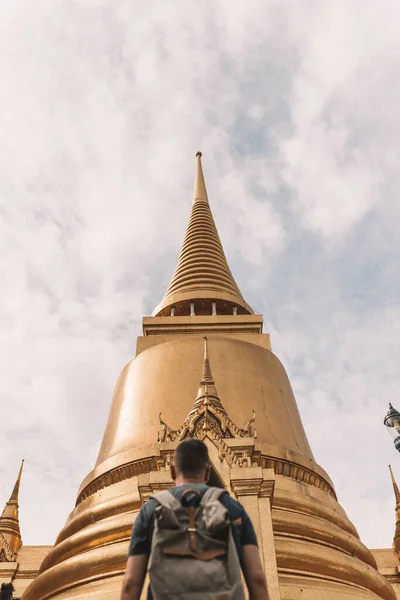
top-left (153, 152), bottom-right (253, 316)
top-left (0, 460), bottom-right (24, 558)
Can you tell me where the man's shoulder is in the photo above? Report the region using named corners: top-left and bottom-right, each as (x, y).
top-left (145, 485), bottom-right (244, 517)
top-left (173, 485), bottom-right (245, 515)
top-left (219, 492), bottom-right (245, 516)
top-left (168, 483), bottom-right (209, 496)
top-left (167, 484), bottom-right (232, 500)
top-left (137, 497), bottom-right (159, 523)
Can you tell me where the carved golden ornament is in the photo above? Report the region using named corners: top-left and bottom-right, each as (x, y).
top-left (156, 337), bottom-right (257, 465)
top-left (157, 336), bottom-right (258, 449)
top-left (157, 392), bottom-right (257, 471)
top-left (0, 533), bottom-right (17, 562)
top-left (157, 405), bottom-right (256, 456)
top-left (76, 457), bottom-right (158, 505)
top-left (260, 455), bottom-right (335, 498)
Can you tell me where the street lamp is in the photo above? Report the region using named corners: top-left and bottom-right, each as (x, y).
top-left (384, 403), bottom-right (400, 452)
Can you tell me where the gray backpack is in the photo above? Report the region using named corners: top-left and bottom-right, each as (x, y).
top-left (148, 487), bottom-right (245, 600)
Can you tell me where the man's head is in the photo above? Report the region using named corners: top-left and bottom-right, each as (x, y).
top-left (171, 438), bottom-right (211, 484)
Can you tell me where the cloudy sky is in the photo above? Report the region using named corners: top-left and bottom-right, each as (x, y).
top-left (1, 0), bottom-right (400, 550)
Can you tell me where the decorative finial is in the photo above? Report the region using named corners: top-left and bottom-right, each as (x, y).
top-left (157, 413), bottom-right (175, 443)
top-left (243, 411), bottom-right (257, 438)
top-left (196, 151), bottom-right (202, 157)
top-left (204, 336), bottom-right (209, 358)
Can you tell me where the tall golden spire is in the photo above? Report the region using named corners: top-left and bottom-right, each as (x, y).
top-left (389, 465), bottom-right (400, 553)
top-left (153, 152), bottom-right (253, 316)
top-left (0, 460), bottom-right (24, 561)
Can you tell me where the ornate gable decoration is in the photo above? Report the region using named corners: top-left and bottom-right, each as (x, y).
top-left (158, 406), bottom-right (256, 444)
top-left (0, 533), bottom-right (17, 562)
top-left (158, 338), bottom-right (257, 467)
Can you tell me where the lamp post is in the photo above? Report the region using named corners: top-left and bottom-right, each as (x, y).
top-left (384, 403), bottom-right (400, 452)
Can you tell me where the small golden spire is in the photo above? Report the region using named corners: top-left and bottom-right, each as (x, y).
top-left (9, 459), bottom-right (24, 503)
top-left (193, 151), bottom-right (208, 204)
top-left (389, 465), bottom-right (400, 505)
top-left (0, 460), bottom-right (24, 560)
top-left (201, 337), bottom-right (214, 384)
top-left (188, 338), bottom-right (227, 417)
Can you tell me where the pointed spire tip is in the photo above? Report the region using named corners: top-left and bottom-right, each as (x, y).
top-left (389, 465), bottom-right (400, 506)
top-left (9, 460), bottom-right (24, 503)
top-left (193, 150), bottom-right (208, 204)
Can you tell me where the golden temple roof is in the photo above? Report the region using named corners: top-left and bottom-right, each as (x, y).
top-left (0, 460), bottom-right (24, 560)
top-left (153, 152), bottom-right (253, 316)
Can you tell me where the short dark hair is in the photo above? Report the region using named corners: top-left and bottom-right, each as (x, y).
top-left (174, 438), bottom-right (210, 476)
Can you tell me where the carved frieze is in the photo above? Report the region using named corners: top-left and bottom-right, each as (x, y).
top-left (0, 533), bottom-right (16, 562)
top-left (157, 403), bottom-right (257, 468)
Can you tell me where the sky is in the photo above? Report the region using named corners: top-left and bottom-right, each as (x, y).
top-left (0, 0), bottom-right (400, 550)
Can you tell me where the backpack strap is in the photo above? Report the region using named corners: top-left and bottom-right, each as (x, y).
top-left (200, 486), bottom-right (227, 506)
top-left (151, 490), bottom-right (182, 510)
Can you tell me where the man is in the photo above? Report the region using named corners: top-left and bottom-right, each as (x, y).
top-left (120, 438), bottom-right (269, 600)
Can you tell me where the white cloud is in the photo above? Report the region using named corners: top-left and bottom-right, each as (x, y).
top-left (280, 1), bottom-right (400, 237)
top-left (0, 0), bottom-right (399, 555)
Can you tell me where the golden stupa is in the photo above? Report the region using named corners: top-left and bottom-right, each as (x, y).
top-left (2, 153), bottom-right (400, 599)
